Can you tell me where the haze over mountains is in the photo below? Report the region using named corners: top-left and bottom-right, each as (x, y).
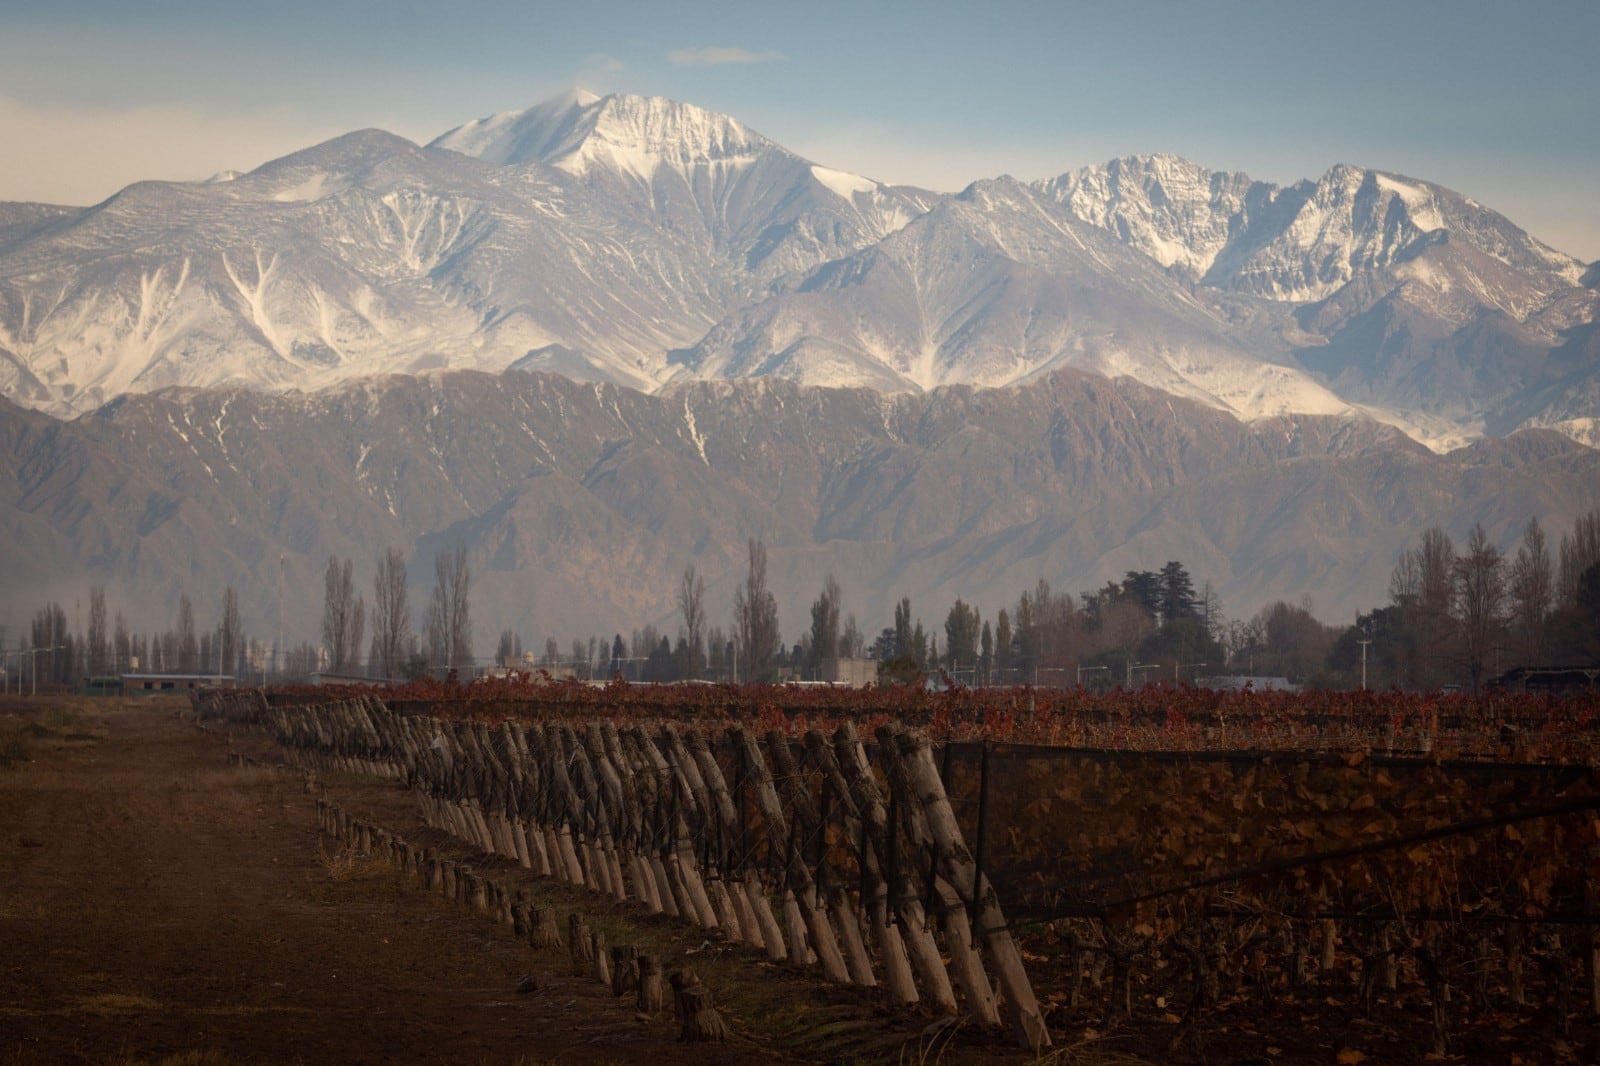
top-left (1, 91), bottom-right (1596, 645)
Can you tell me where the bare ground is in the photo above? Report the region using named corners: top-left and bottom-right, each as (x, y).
top-left (0, 697), bottom-right (1031, 1066)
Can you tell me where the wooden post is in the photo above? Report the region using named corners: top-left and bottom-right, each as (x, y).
top-left (619, 729), bottom-right (691, 919)
top-left (558, 725), bottom-right (615, 897)
top-left (663, 726), bottom-right (742, 942)
top-left (602, 723), bottom-right (664, 914)
top-left (767, 729), bottom-right (875, 987)
top-left (533, 724), bottom-right (588, 887)
top-left (889, 726), bottom-right (1050, 1050)
top-left (689, 730), bottom-right (786, 961)
top-left (612, 945), bottom-right (640, 997)
top-left (585, 723), bottom-right (633, 902)
top-left (638, 954), bottom-right (665, 1014)
top-left (632, 728), bottom-right (719, 931)
top-left (676, 983), bottom-right (728, 1042)
top-left (875, 725), bottom-right (999, 1026)
top-left (731, 726), bottom-right (849, 981)
top-left (570, 914), bottom-right (594, 975)
top-left (530, 908), bottom-right (563, 950)
top-left (818, 724), bottom-right (924, 1007)
top-left (592, 929), bottom-right (611, 986)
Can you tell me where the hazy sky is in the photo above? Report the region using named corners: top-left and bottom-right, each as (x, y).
top-left (2, 0), bottom-right (1596, 260)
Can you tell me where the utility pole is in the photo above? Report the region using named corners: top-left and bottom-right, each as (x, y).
top-left (1357, 639), bottom-right (1372, 690)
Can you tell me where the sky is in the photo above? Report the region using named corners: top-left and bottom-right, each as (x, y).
top-left (1, 0), bottom-right (1596, 260)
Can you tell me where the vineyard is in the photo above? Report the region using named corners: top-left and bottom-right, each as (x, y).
top-left (209, 678), bottom-right (1600, 1061)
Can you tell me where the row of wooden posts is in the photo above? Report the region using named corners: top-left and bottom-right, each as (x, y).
top-left (313, 794), bottom-right (729, 1041)
top-left (264, 694), bottom-right (1049, 1049)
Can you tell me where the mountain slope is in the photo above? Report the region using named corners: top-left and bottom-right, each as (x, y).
top-left (0, 128), bottom-right (740, 414)
top-left (0, 92), bottom-right (1594, 449)
top-left (1041, 156), bottom-right (1597, 445)
top-left (678, 175), bottom-right (1357, 421)
top-left (5, 369), bottom-right (1594, 646)
top-left (431, 91), bottom-right (939, 285)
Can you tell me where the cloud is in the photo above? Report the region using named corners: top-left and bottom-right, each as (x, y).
top-left (667, 46), bottom-right (784, 67)
top-left (580, 53), bottom-right (625, 76)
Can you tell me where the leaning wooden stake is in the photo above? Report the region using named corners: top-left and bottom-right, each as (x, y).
top-left (818, 724), bottom-right (924, 1007)
top-left (731, 725), bottom-right (849, 983)
top-left (633, 728), bottom-right (720, 931)
top-left (687, 730), bottom-right (786, 961)
top-left (767, 729), bottom-right (876, 987)
top-left (875, 725), bottom-right (998, 1026)
top-left (892, 726), bottom-right (1051, 1050)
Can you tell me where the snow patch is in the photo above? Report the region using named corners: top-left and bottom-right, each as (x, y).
top-left (682, 397), bottom-right (710, 466)
top-left (272, 173), bottom-right (340, 203)
top-left (1375, 173), bottom-right (1444, 233)
top-left (811, 165), bottom-right (876, 200)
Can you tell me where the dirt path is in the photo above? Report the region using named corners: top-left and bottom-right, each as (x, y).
top-left (0, 697), bottom-right (823, 1065)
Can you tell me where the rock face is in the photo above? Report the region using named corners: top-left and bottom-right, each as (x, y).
top-left (4, 368), bottom-right (1596, 642)
top-left (0, 92), bottom-right (1593, 451)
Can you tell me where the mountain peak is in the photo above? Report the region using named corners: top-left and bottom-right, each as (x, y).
top-left (430, 91), bottom-right (781, 180)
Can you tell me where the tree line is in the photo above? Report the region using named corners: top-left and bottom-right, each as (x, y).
top-left (8, 507), bottom-right (1598, 692)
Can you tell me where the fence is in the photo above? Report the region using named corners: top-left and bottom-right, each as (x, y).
top-left (203, 686), bottom-right (1600, 1057)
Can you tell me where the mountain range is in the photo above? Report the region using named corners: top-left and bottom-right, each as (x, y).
top-left (0, 91), bottom-right (1596, 645)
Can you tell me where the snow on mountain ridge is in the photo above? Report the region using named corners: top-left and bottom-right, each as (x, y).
top-left (432, 91), bottom-right (784, 184)
top-left (1, 91), bottom-right (1594, 453)
top-left (1045, 155), bottom-right (1585, 306)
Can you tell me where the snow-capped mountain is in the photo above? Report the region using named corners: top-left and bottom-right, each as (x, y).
top-left (0, 91), bottom-right (1594, 451)
top-left (677, 175), bottom-right (1354, 423)
top-left (1043, 155), bottom-right (1585, 303)
top-left (430, 91), bottom-right (939, 284)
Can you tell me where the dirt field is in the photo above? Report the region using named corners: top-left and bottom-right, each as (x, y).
top-left (1, 696), bottom-right (1012, 1066)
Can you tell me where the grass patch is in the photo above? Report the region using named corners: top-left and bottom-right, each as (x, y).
top-left (79, 993), bottom-right (164, 1014)
top-left (316, 838), bottom-right (368, 882)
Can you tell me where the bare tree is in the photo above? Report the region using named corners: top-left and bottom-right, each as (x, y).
top-left (177, 594), bottom-right (198, 674)
top-left (113, 611), bottom-right (131, 675)
top-left (1454, 523), bottom-right (1507, 693)
top-left (496, 629), bottom-right (524, 668)
top-left (371, 546), bottom-right (412, 680)
top-left (321, 555), bottom-right (365, 673)
top-left (424, 544), bottom-right (473, 671)
top-left (1391, 527), bottom-right (1456, 688)
top-left (733, 537), bottom-right (779, 682)
top-left (841, 613), bottom-right (864, 659)
top-left (218, 586), bottom-right (241, 678)
top-left (677, 564), bottom-right (706, 679)
top-left (86, 586), bottom-right (109, 677)
top-left (808, 574), bottom-right (842, 673)
top-left (1557, 507), bottom-right (1600, 607)
top-left (1508, 517), bottom-right (1553, 666)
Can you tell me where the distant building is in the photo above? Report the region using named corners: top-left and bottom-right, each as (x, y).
top-left (1196, 675), bottom-right (1298, 693)
top-left (308, 672), bottom-right (388, 687)
top-left (122, 673), bottom-right (236, 693)
top-left (820, 658), bottom-right (878, 687)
